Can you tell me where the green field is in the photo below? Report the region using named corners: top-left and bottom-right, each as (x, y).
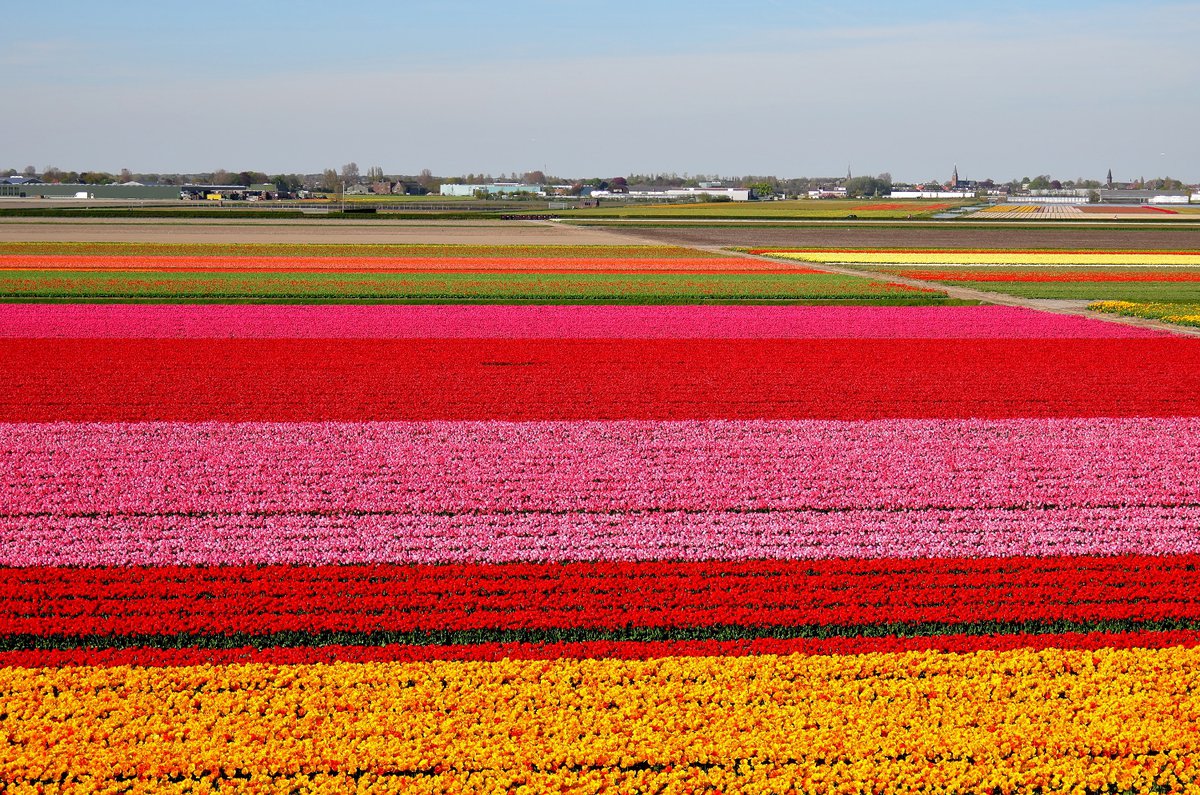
top-left (551, 199), bottom-right (971, 220)
top-left (835, 264), bottom-right (1200, 302)
top-left (0, 269), bottom-right (954, 304)
top-left (923, 281), bottom-right (1200, 301)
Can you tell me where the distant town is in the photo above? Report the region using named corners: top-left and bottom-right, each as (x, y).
top-left (1, 164), bottom-right (1196, 206)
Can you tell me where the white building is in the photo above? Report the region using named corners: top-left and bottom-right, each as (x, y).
top-left (591, 187), bottom-right (752, 201)
top-left (888, 191), bottom-right (975, 199)
top-left (439, 183), bottom-right (545, 197)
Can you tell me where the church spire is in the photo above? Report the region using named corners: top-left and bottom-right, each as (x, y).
top-left (951, 164), bottom-right (959, 187)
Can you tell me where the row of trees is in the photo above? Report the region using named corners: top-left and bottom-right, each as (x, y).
top-left (7, 165), bottom-right (1192, 195)
top-left (1018, 175), bottom-right (1186, 191)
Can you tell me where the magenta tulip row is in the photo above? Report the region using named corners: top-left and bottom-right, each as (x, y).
top-left (0, 304), bottom-right (1165, 339)
top-left (2, 418), bottom-right (1195, 566)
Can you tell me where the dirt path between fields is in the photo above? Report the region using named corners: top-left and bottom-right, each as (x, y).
top-left (693, 245), bottom-right (1200, 338)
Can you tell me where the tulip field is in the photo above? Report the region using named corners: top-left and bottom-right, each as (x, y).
top-left (1092, 300), bottom-right (1200, 328)
top-left (0, 243), bottom-right (943, 304)
top-left (4, 239), bottom-right (1200, 793)
top-left (759, 248), bottom-right (1200, 317)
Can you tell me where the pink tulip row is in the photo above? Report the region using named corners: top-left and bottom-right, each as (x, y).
top-left (2, 418), bottom-right (1196, 565)
top-left (3, 418), bottom-right (1195, 513)
top-left (0, 304), bottom-right (1166, 339)
top-left (4, 506), bottom-right (1198, 567)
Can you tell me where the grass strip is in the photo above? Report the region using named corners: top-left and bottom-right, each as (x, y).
top-left (5, 618), bottom-right (1200, 651)
top-left (0, 270), bottom-right (941, 302)
top-left (918, 281), bottom-right (1200, 302)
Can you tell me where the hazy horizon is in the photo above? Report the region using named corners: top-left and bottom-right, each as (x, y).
top-left (5, 1), bottom-right (1198, 183)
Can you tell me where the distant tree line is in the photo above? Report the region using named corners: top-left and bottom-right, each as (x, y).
top-left (4, 165), bottom-right (1193, 195)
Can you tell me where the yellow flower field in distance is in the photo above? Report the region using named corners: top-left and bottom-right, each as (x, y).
top-left (766, 251), bottom-right (1200, 266)
top-left (4, 647), bottom-right (1199, 794)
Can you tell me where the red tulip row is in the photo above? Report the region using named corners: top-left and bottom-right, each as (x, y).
top-left (6, 555), bottom-right (1199, 637)
top-left (4, 338), bottom-right (1200, 421)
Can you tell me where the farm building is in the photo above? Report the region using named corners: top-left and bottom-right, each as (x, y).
top-left (179, 184), bottom-right (277, 200)
top-left (439, 183), bottom-right (545, 197)
top-left (591, 187), bottom-right (753, 201)
top-left (1096, 189), bottom-right (1192, 204)
top-left (0, 183), bottom-right (178, 199)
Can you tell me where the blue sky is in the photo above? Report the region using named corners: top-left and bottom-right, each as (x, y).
top-left (4, 1), bottom-right (1198, 181)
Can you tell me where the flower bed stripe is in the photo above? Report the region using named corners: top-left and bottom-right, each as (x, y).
top-left (0, 255), bottom-right (789, 273)
top-left (0, 242), bottom-right (722, 258)
top-left (872, 267), bottom-right (1200, 283)
top-left (5, 556), bottom-right (1199, 639)
top-left (10, 506), bottom-right (1200, 567)
top-left (0, 304), bottom-right (1163, 339)
top-left (0, 269), bottom-right (926, 302)
top-left (3, 649), bottom-right (1198, 792)
top-left (749, 248), bottom-right (1200, 256)
top-left (4, 418), bottom-right (1197, 566)
top-left (3, 339), bottom-right (1199, 421)
top-left (6, 630), bottom-right (1200, 668)
top-left (8, 620), bottom-right (1200, 656)
top-left (762, 250), bottom-right (1200, 266)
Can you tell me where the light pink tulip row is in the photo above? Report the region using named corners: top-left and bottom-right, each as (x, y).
top-left (2, 418), bottom-right (1195, 565)
top-left (3, 506), bottom-right (1198, 567)
top-left (0, 304), bottom-right (1166, 339)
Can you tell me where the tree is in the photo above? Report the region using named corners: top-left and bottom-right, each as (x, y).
top-left (232, 171), bottom-right (268, 187)
top-left (213, 169), bottom-right (232, 185)
top-left (748, 182), bottom-right (775, 199)
top-left (320, 169), bottom-right (339, 193)
top-left (1027, 175), bottom-right (1052, 190)
top-left (608, 177), bottom-right (628, 193)
top-left (340, 162), bottom-right (360, 184)
top-left (119, 168), bottom-right (133, 183)
top-left (522, 170), bottom-right (547, 185)
top-left (417, 169), bottom-right (437, 193)
top-left (42, 166), bottom-right (64, 183)
top-left (270, 174), bottom-right (304, 192)
top-left (22, 165), bottom-right (36, 178)
top-left (844, 175), bottom-right (890, 198)
top-left (365, 166), bottom-right (385, 182)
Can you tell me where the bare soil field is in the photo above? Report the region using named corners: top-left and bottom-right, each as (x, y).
top-left (624, 226), bottom-right (1200, 251)
top-left (0, 220), bottom-right (652, 246)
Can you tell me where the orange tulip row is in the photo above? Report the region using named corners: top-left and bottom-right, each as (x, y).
top-left (4, 646), bottom-right (1199, 793)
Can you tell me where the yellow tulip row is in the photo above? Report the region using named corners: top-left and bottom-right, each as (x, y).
top-left (768, 251), bottom-right (1200, 266)
top-left (4, 647), bottom-right (1200, 793)
top-left (1091, 300), bottom-right (1200, 328)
